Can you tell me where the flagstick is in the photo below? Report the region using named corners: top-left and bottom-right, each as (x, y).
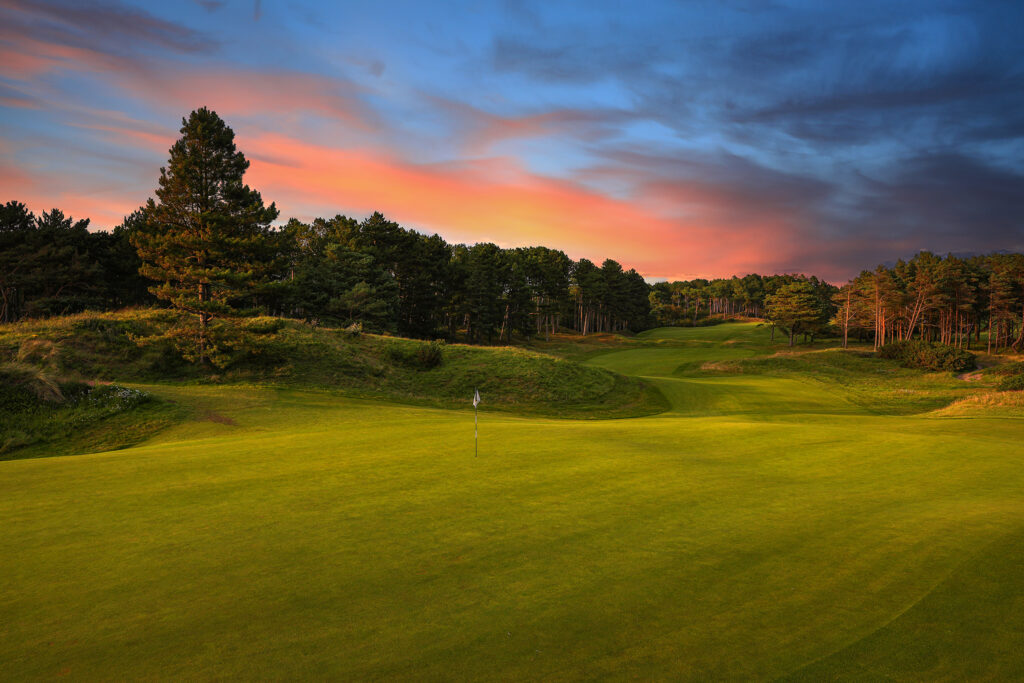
top-left (474, 391), bottom-right (478, 457)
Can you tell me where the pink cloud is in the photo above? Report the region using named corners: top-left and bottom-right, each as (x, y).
top-left (239, 133), bottom-right (801, 279)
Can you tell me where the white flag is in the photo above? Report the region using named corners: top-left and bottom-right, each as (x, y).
top-left (473, 389), bottom-right (481, 407)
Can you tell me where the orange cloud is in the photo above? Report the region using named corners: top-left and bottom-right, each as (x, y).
top-left (3, 113), bottom-right (810, 280)
top-left (240, 133), bottom-right (797, 279)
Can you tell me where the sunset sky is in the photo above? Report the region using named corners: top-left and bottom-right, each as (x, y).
top-left (2, 0), bottom-right (1023, 281)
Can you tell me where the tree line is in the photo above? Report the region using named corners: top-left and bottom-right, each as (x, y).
top-left (649, 275), bottom-right (838, 346)
top-left (0, 205), bottom-right (148, 322)
top-left (1, 108), bottom-right (651, 362)
top-left (833, 252), bottom-right (1024, 352)
top-left (3, 108), bottom-right (1022, 360)
top-left (270, 213), bottom-right (651, 343)
top-left (650, 274), bottom-right (834, 324)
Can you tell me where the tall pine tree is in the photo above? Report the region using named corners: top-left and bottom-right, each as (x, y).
top-left (132, 108), bottom-right (279, 364)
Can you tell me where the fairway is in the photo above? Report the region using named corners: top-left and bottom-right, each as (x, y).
top-left (2, 323), bottom-right (1023, 679)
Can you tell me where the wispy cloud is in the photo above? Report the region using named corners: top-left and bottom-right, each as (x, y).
top-left (2, 0), bottom-right (1022, 280)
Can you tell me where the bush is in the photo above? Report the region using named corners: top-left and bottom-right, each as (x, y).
top-left (243, 317), bottom-right (285, 335)
top-left (0, 382), bottom-right (39, 413)
top-left (997, 374), bottom-right (1024, 392)
top-left (384, 340), bottom-right (444, 370)
top-left (416, 341), bottom-right (444, 369)
top-left (877, 340), bottom-right (976, 372)
top-left (86, 384), bottom-right (152, 410)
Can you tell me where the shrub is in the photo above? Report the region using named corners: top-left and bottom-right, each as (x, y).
top-left (877, 340), bottom-right (976, 372)
top-left (997, 374), bottom-right (1024, 392)
top-left (416, 341), bottom-right (444, 369)
top-left (87, 384), bottom-right (152, 410)
top-left (0, 382), bottom-right (39, 413)
top-left (384, 340), bottom-right (444, 370)
top-left (243, 317), bottom-right (285, 335)
top-left (72, 317), bottom-right (140, 343)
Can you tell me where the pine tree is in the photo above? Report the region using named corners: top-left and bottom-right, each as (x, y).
top-left (765, 281), bottom-right (827, 347)
top-left (131, 108), bottom-right (279, 365)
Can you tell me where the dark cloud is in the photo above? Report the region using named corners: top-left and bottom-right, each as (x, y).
top-left (421, 94), bottom-right (634, 152)
top-left (593, 147), bottom-right (836, 215)
top-left (1, 0), bottom-right (218, 55)
top-left (484, 0), bottom-right (1024, 277)
top-left (855, 154), bottom-right (1024, 248)
top-left (195, 0), bottom-right (225, 11)
top-left (491, 1), bottom-right (1024, 145)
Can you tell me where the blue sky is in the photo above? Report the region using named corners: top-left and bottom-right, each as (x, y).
top-left (2, 0), bottom-right (1022, 280)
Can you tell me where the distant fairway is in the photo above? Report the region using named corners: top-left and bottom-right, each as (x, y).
top-left (2, 323), bottom-right (1022, 679)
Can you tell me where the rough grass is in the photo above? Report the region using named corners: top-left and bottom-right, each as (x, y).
top-left (929, 390), bottom-right (1024, 417)
top-left (0, 363), bottom-right (182, 460)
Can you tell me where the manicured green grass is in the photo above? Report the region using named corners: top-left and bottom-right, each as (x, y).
top-left (1, 323), bottom-right (1022, 678)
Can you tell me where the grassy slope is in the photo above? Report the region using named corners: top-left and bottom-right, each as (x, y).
top-left (1, 397), bottom-right (185, 461)
top-left (2, 322), bottom-right (1023, 678)
top-left (0, 311), bottom-right (666, 459)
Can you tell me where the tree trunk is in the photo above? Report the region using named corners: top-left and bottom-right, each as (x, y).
top-left (198, 281), bottom-right (211, 365)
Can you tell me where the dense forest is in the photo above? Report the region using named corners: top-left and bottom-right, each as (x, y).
top-left (2, 108), bottom-right (1023, 359)
top-left (0, 201), bottom-right (650, 341)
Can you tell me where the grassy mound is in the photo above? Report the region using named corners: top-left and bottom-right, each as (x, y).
top-left (0, 363), bottom-right (180, 460)
top-left (699, 349), bottom-right (980, 415)
top-left (0, 309), bottom-right (667, 423)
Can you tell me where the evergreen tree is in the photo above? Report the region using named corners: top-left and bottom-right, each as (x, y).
top-left (766, 281), bottom-right (828, 346)
top-left (131, 108), bottom-right (280, 364)
top-left (0, 201), bottom-right (36, 322)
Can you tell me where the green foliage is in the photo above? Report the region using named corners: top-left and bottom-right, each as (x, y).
top-left (130, 107), bottom-right (281, 363)
top-left (243, 317), bottom-right (286, 335)
top-left (765, 280), bottom-right (832, 346)
top-left (988, 361), bottom-right (1024, 377)
top-left (877, 339), bottom-right (977, 372)
top-left (0, 202), bottom-right (151, 324)
top-left (281, 220), bottom-right (399, 331)
top-left (417, 340), bottom-right (445, 369)
top-left (997, 374), bottom-right (1024, 391)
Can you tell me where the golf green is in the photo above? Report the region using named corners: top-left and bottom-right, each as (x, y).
top-left (2, 323), bottom-right (1022, 679)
